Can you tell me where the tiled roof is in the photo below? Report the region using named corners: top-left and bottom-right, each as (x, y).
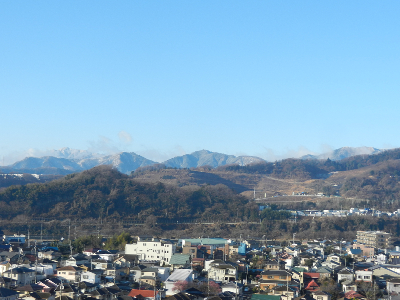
top-left (0, 287), bottom-right (19, 297)
top-left (128, 289), bottom-right (157, 298)
top-left (170, 254), bottom-right (190, 265)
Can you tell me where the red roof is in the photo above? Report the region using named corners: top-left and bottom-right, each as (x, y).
top-left (345, 291), bottom-right (364, 299)
top-left (192, 258), bottom-right (205, 261)
top-left (304, 273), bottom-right (320, 279)
top-left (128, 289), bottom-right (158, 298)
top-left (305, 279), bottom-right (319, 291)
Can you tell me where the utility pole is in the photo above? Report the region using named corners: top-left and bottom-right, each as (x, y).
top-left (34, 243), bottom-right (38, 283)
top-left (207, 271), bottom-right (210, 296)
top-left (59, 281), bottom-right (63, 300)
top-left (40, 223), bottom-right (43, 243)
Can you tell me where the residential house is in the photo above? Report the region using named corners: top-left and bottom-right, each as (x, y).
top-left (337, 268), bottom-right (354, 283)
top-left (278, 253), bottom-right (293, 269)
top-left (182, 243), bottom-right (198, 259)
top-left (0, 287), bottom-right (18, 300)
top-left (3, 267), bottom-right (35, 286)
top-left (38, 251), bottom-right (61, 261)
top-left (352, 244), bottom-right (375, 258)
top-left (311, 291), bottom-right (330, 300)
top-left (355, 270), bottom-right (373, 283)
top-left (36, 278), bottom-right (61, 293)
top-left (301, 273), bottom-right (320, 291)
top-left (388, 251), bottom-right (400, 264)
top-left (65, 254), bottom-right (89, 267)
top-left (314, 267), bottom-right (331, 280)
top-left (129, 266), bottom-right (143, 283)
top-left (342, 281), bottom-right (357, 293)
top-left (191, 258), bottom-right (205, 270)
top-left (0, 277), bottom-right (15, 289)
top-left (208, 261), bottom-right (237, 283)
top-left (96, 250), bottom-right (117, 262)
top-left (38, 259), bottom-right (58, 271)
top-left (387, 278), bottom-right (400, 294)
top-left (169, 254), bottom-right (191, 271)
top-left (164, 269), bottom-right (194, 296)
top-left (0, 252), bottom-right (20, 264)
top-left (347, 249), bottom-right (363, 261)
top-left (264, 260), bottom-right (284, 271)
top-left (375, 253), bottom-right (387, 265)
top-left (89, 285), bottom-right (122, 300)
top-left (259, 270), bottom-right (295, 291)
top-left (56, 266), bottom-right (83, 283)
top-left (344, 290), bottom-right (366, 300)
top-left (325, 254), bottom-right (340, 264)
top-left (81, 271), bottom-right (101, 285)
top-left (0, 263), bottom-right (10, 276)
top-left (91, 259), bottom-right (109, 270)
top-left (128, 289), bottom-right (160, 300)
top-left (154, 267), bottom-right (170, 281)
top-left (270, 285), bottom-right (297, 299)
top-left (304, 280), bottom-right (319, 292)
top-left (113, 256), bottom-right (133, 269)
top-left (139, 267), bottom-right (158, 287)
top-left (221, 282), bottom-right (242, 295)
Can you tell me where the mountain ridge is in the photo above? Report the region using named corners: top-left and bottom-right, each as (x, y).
top-left (1, 146), bottom-right (388, 175)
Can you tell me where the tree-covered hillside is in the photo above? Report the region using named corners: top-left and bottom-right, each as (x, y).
top-left (0, 165), bottom-right (248, 220)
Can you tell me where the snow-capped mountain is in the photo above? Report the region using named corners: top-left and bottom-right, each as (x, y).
top-left (162, 149), bottom-right (265, 168)
top-left (301, 146), bottom-right (383, 161)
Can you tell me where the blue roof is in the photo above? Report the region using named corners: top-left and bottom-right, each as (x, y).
top-left (350, 249), bottom-right (362, 255)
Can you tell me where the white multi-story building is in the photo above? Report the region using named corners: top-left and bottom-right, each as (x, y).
top-left (125, 239), bottom-right (176, 264)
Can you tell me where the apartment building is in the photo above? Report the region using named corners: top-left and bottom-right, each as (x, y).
top-left (356, 231), bottom-right (391, 249)
top-left (125, 239), bottom-right (176, 264)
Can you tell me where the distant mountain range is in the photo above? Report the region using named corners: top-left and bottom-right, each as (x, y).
top-left (301, 146), bottom-right (383, 161)
top-left (163, 150), bottom-right (264, 169)
top-left (0, 146), bottom-right (386, 175)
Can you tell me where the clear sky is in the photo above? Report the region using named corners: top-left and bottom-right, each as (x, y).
top-left (1, 1), bottom-right (400, 164)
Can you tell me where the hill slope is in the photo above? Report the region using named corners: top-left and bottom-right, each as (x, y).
top-left (0, 165), bottom-right (248, 220)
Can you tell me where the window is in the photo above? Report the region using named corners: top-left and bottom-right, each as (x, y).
top-left (364, 276), bottom-right (370, 280)
top-left (267, 276), bottom-right (273, 279)
top-left (83, 275), bottom-right (89, 279)
top-left (279, 276), bottom-right (287, 279)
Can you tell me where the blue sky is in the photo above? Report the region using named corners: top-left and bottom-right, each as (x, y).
top-left (1, 1), bottom-right (400, 164)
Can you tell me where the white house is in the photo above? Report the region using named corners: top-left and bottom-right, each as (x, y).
top-left (164, 269), bottom-right (194, 296)
top-left (130, 266), bottom-right (142, 283)
top-left (337, 268), bottom-right (354, 283)
top-left (208, 261), bottom-right (237, 283)
top-left (81, 271), bottom-right (101, 285)
top-left (355, 270), bottom-right (373, 283)
top-left (155, 267), bottom-right (171, 282)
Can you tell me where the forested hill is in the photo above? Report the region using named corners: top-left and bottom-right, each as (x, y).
top-left (0, 166), bottom-right (249, 220)
top-left (219, 148), bottom-right (400, 180)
